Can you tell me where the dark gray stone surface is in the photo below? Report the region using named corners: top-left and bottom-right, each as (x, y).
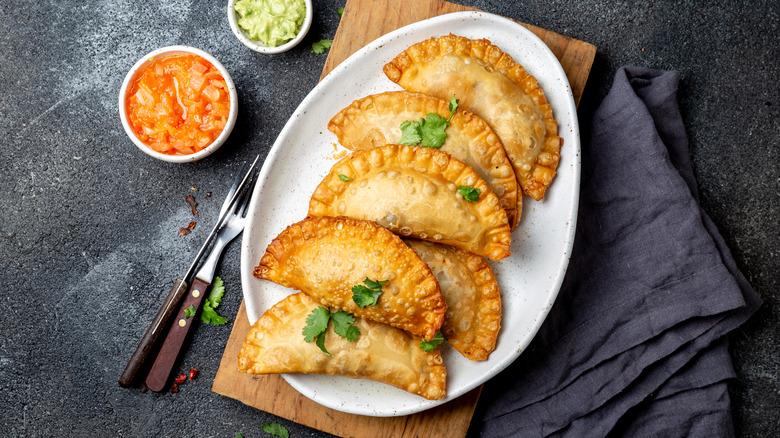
top-left (0, 0), bottom-right (776, 437)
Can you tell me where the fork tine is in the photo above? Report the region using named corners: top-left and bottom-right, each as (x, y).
top-left (236, 172), bottom-right (257, 218)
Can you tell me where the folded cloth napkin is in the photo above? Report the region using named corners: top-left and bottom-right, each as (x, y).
top-left (472, 67), bottom-right (762, 437)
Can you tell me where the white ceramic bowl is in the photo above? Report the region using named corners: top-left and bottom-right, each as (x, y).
top-left (118, 45), bottom-right (238, 163)
top-left (227, 0), bottom-right (313, 54)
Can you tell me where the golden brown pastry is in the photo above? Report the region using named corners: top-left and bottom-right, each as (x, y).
top-left (308, 144), bottom-right (512, 261)
top-left (405, 239), bottom-right (501, 360)
top-left (383, 34), bottom-right (563, 201)
top-left (254, 216), bottom-right (446, 340)
top-left (238, 293), bottom-right (447, 400)
top-left (327, 91), bottom-right (521, 228)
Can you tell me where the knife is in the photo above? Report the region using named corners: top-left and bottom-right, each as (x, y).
top-left (118, 155), bottom-right (260, 388)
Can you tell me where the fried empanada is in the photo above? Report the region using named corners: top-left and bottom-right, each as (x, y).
top-left (238, 293), bottom-right (447, 400)
top-left (405, 239), bottom-right (501, 361)
top-left (383, 34), bottom-right (563, 201)
top-left (327, 91), bottom-right (521, 228)
top-left (308, 144), bottom-right (512, 261)
top-left (254, 216), bottom-right (446, 340)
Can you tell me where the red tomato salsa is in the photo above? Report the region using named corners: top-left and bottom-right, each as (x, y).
top-left (125, 53), bottom-right (230, 156)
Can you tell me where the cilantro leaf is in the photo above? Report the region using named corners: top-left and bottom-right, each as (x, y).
top-left (457, 185), bottom-right (481, 202)
top-left (448, 94), bottom-right (459, 121)
top-left (338, 173), bottom-right (353, 182)
top-left (419, 331), bottom-right (446, 352)
top-left (201, 300), bottom-right (228, 325)
top-left (200, 277), bottom-right (228, 325)
top-left (184, 305), bottom-right (196, 318)
top-left (311, 39), bottom-right (333, 54)
top-left (302, 306), bottom-right (331, 342)
top-left (419, 113), bottom-right (449, 148)
top-left (315, 333), bottom-right (330, 355)
top-left (262, 422), bottom-right (290, 438)
top-left (331, 310), bottom-right (360, 342)
top-left (207, 276), bottom-right (225, 308)
top-left (362, 278), bottom-right (389, 290)
top-left (352, 285), bottom-right (382, 308)
top-left (398, 120), bottom-right (422, 145)
top-left (337, 7), bottom-right (344, 16)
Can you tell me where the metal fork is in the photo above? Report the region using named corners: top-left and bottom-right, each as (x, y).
top-left (145, 170), bottom-right (257, 392)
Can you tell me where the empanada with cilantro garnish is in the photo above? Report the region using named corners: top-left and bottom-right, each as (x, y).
top-left (308, 144), bottom-right (511, 261)
top-left (405, 239), bottom-right (501, 361)
top-left (238, 293), bottom-right (447, 400)
top-left (254, 215), bottom-right (446, 340)
top-left (327, 91), bottom-right (520, 228)
top-left (383, 34), bottom-right (563, 201)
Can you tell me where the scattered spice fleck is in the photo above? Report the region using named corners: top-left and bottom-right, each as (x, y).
top-left (179, 227), bottom-right (192, 236)
top-left (187, 221), bottom-right (196, 230)
top-left (185, 194), bottom-right (199, 217)
top-left (189, 368), bottom-right (199, 380)
top-left (205, 191), bottom-right (212, 201)
top-left (171, 383), bottom-right (179, 393)
top-left (174, 374), bottom-right (187, 385)
top-left (190, 186), bottom-right (198, 191)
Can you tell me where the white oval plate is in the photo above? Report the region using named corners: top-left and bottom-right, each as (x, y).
top-left (240, 11), bottom-right (580, 417)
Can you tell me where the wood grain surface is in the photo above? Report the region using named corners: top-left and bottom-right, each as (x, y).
top-left (213, 0), bottom-right (596, 436)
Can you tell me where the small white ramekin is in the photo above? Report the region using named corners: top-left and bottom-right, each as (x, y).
top-left (227, 0), bottom-right (313, 54)
top-left (118, 45), bottom-right (238, 163)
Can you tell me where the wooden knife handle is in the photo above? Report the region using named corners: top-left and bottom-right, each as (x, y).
top-left (118, 279), bottom-right (188, 388)
top-left (145, 277), bottom-right (211, 392)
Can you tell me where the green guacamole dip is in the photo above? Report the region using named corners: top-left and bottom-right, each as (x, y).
top-left (234, 0), bottom-right (306, 47)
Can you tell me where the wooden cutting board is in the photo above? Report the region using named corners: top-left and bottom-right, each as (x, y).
top-left (213, 1), bottom-right (596, 436)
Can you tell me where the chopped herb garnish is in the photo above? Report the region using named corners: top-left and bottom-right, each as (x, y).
top-left (397, 94), bottom-right (459, 149)
top-left (338, 173), bottom-right (354, 182)
top-left (337, 7), bottom-right (344, 16)
top-left (352, 278), bottom-right (388, 308)
top-left (311, 39), bottom-right (333, 54)
top-left (184, 305), bottom-right (196, 318)
top-left (419, 331), bottom-right (446, 352)
top-left (201, 277), bottom-right (228, 325)
top-left (303, 306), bottom-right (360, 355)
top-left (457, 185), bottom-right (481, 202)
top-left (261, 422), bottom-right (290, 438)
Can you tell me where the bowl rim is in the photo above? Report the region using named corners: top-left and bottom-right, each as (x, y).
top-left (227, 0), bottom-right (313, 54)
top-left (118, 45), bottom-right (239, 163)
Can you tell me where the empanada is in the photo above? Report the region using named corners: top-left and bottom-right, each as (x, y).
top-left (383, 34), bottom-right (563, 201)
top-left (254, 215), bottom-right (446, 340)
top-left (327, 91), bottom-right (521, 228)
top-left (238, 293), bottom-right (447, 400)
top-left (405, 239), bottom-right (501, 361)
top-left (308, 144), bottom-right (511, 261)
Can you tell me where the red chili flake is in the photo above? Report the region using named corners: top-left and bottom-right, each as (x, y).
top-left (174, 374), bottom-right (187, 385)
top-left (171, 383), bottom-right (179, 393)
top-left (205, 191), bottom-right (212, 201)
top-left (179, 227), bottom-right (192, 236)
top-left (187, 221), bottom-right (196, 230)
top-left (189, 368), bottom-right (198, 380)
top-left (185, 194), bottom-right (199, 217)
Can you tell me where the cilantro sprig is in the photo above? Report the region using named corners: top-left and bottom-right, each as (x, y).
top-left (303, 306), bottom-right (361, 355)
top-left (398, 95), bottom-right (459, 149)
top-left (261, 422), bottom-right (289, 438)
top-left (311, 39), bottom-right (333, 54)
top-left (352, 277), bottom-right (388, 308)
top-left (457, 185), bottom-right (481, 202)
top-left (201, 277), bottom-right (228, 325)
top-left (419, 331), bottom-right (446, 352)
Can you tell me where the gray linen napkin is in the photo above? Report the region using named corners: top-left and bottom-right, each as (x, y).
top-left (472, 67), bottom-right (761, 437)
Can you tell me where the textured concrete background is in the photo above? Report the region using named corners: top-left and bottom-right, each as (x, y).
top-left (0, 0), bottom-right (777, 437)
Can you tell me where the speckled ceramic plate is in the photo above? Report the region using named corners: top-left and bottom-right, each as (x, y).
top-left (240, 11), bottom-right (580, 417)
